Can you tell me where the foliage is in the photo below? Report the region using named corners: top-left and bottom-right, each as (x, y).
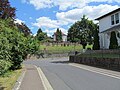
top-left (16, 23), bottom-right (31, 36)
top-left (36, 28), bottom-right (47, 41)
top-left (0, 60), bottom-right (12, 75)
top-left (0, 0), bottom-right (16, 19)
top-left (55, 28), bottom-right (62, 42)
top-left (0, 19), bottom-right (40, 70)
top-left (93, 24), bottom-right (100, 50)
top-left (67, 15), bottom-right (98, 48)
top-left (109, 31), bottom-right (118, 49)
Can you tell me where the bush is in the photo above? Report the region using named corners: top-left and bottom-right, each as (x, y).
top-left (0, 19), bottom-right (40, 70)
top-left (0, 60), bottom-right (12, 75)
top-left (109, 31), bottom-right (118, 49)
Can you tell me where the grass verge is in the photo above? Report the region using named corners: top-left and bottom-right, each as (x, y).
top-left (39, 44), bottom-right (92, 53)
top-left (0, 68), bottom-right (22, 90)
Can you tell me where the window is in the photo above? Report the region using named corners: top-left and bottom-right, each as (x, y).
top-left (115, 13), bottom-right (119, 24)
top-left (111, 15), bottom-right (114, 25)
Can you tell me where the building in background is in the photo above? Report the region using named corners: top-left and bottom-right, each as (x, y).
top-left (53, 32), bottom-right (67, 42)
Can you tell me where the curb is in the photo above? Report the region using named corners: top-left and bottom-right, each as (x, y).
top-left (69, 63), bottom-right (120, 80)
top-left (35, 66), bottom-right (53, 90)
top-left (12, 68), bottom-right (26, 90)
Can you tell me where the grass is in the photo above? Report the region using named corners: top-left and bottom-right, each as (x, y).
top-left (0, 68), bottom-right (22, 90)
top-left (39, 44), bottom-right (92, 54)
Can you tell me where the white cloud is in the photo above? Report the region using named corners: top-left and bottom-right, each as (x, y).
top-left (26, 0), bottom-right (53, 10)
top-left (23, 0), bottom-right (120, 10)
top-left (56, 4), bottom-right (119, 24)
top-left (14, 18), bottom-right (25, 25)
top-left (44, 28), bottom-right (67, 36)
top-left (32, 4), bottom-right (119, 36)
top-left (33, 17), bottom-right (59, 28)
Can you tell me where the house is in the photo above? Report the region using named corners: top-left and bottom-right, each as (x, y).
top-left (95, 8), bottom-right (120, 49)
top-left (53, 32), bottom-right (67, 42)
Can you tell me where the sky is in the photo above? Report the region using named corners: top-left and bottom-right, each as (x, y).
top-left (9, 0), bottom-right (120, 36)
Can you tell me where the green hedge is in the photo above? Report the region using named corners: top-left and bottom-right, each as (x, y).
top-left (0, 60), bottom-right (12, 75)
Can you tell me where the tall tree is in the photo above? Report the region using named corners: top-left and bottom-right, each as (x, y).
top-left (93, 24), bottom-right (100, 50)
top-left (109, 31), bottom-right (118, 49)
top-left (36, 28), bottom-right (47, 41)
top-left (55, 28), bottom-right (62, 42)
top-left (67, 15), bottom-right (98, 47)
top-left (0, 0), bottom-right (16, 19)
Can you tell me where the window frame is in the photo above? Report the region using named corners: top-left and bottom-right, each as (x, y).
top-left (111, 15), bottom-right (115, 25)
top-left (115, 13), bottom-right (119, 24)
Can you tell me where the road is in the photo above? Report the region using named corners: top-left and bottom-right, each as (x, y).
top-left (24, 57), bottom-right (120, 90)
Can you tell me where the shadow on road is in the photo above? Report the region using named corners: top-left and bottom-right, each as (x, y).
top-left (51, 61), bottom-right (70, 64)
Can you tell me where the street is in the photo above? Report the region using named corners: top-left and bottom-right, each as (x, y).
top-left (24, 57), bottom-right (120, 90)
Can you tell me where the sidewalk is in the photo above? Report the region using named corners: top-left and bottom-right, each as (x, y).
top-left (19, 64), bottom-right (44, 90)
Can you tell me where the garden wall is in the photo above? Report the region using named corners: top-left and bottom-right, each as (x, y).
top-left (69, 56), bottom-right (120, 71)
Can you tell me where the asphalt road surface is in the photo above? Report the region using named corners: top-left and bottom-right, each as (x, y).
top-left (24, 57), bottom-right (120, 90)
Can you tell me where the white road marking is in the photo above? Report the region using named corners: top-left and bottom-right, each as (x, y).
top-left (35, 66), bottom-right (53, 90)
top-left (69, 63), bottom-right (120, 80)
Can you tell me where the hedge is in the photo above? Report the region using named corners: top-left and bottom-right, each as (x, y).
top-left (0, 60), bottom-right (12, 75)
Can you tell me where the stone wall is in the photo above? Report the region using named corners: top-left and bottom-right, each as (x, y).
top-left (69, 56), bottom-right (120, 71)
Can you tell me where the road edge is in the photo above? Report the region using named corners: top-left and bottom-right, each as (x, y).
top-left (35, 66), bottom-right (53, 90)
top-left (12, 67), bottom-right (26, 90)
top-left (69, 63), bottom-right (120, 80)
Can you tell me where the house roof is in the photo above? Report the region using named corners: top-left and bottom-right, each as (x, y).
top-left (100, 24), bottom-right (120, 33)
top-left (53, 32), bottom-right (67, 36)
top-left (95, 8), bottom-right (120, 20)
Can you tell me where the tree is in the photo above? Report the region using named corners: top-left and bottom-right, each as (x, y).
top-left (36, 28), bottom-right (47, 41)
top-left (93, 24), bottom-right (100, 50)
top-left (55, 28), bottom-right (62, 42)
top-left (109, 31), bottom-right (118, 49)
top-left (0, 19), bottom-right (40, 70)
top-left (67, 15), bottom-right (98, 48)
top-left (16, 23), bottom-right (31, 36)
top-left (0, 0), bottom-right (16, 19)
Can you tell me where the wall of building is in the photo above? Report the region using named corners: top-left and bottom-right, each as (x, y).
top-left (62, 35), bottom-right (67, 42)
top-left (99, 11), bottom-right (120, 33)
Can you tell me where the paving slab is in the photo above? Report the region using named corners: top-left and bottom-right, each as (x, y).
top-left (19, 64), bottom-right (44, 90)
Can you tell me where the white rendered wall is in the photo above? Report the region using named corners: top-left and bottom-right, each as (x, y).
top-left (99, 11), bottom-right (120, 33)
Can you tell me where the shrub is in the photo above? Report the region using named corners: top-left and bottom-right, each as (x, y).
top-left (109, 31), bottom-right (118, 49)
top-left (0, 60), bottom-right (12, 75)
top-left (0, 19), bottom-right (40, 70)
top-left (93, 29), bottom-right (100, 50)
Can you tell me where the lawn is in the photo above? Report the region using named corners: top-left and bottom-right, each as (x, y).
top-left (0, 68), bottom-right (22, 90)
top-left (39, 44), bottom-right (92, 54)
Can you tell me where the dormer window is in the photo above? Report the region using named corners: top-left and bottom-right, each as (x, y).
top-left (115, 13), bottom-right (119, 24)
top-left (111, 15), bottom-right (114, 25)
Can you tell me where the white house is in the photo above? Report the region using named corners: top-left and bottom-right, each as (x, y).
top-left (95, 8), bottom-right (120, 49)
top-left (53, 32), bottom-right (67, 42)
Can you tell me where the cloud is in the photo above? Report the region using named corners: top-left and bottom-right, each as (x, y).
top-left (14, 18), bottom-right (25, 25)
top-left (56, 4), bottom-right (119, 23)
top-left (44, 28), bottom-right (67, 36)
top-left (22, 0), bottom-right (120, 10)
top-left (32, 4), bottom-right (119, 36)
top-left (33, 17), bottom-right (60, 28)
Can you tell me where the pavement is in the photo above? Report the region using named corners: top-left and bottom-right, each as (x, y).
top-left (14, 57), bottom-right (120, 90)
top-left (17, 65), bottom-right (44, 90)
top-left (24, 57), bottom-right (120, 90)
